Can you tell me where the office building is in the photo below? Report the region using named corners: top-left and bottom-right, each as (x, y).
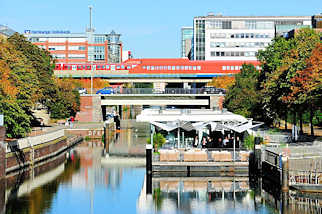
top-left (24, 6), bottom-right (123, 64)
top-left (181, 27), bottom-right (193, 58)
top-left (193, 14), bottom-right (312, 60)
top-left (24, 29), bottom-right (123, 64)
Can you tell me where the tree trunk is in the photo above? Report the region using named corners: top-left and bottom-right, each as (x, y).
top-left (310, 107), bottom-right (314, 136)
top-left (285, 112), bottom-right (288, 130)
top-left (299, 112), bottom-right (303, 135)
top-left (293, 111), bottom-right (296, 127)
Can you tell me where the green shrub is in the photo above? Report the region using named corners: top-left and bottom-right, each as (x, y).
top-left (147, 133), bottom-right (166, 152)
top-left (244, 134), bottom-right (255, 150)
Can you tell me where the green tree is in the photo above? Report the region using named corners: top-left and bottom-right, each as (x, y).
top-left (224, 64), bottom-right (269, 122)
top-left (258, 28), bottom-right (321, 131)
top-left (47, 78), bottom-right (80, 119)
top-left (8, 33), bottom-right (57, 105)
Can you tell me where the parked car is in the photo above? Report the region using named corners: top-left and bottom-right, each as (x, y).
top-left (202, 86), bottom-right (226, 94)
top-left (77, 88), bottom-right (87, 95)
top-left (96, 87), bottom-right (114, 95)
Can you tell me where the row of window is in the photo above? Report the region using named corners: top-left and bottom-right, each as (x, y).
top-left (196, 56), bottom-right (205, 60)
top-left (210, 33), bottom-right (273, 39)
top-left (46, 46), bottom-right (86, 51)
top-left (52, 54), bottom-right (85, 59)
top-left (210, 41), bottom-right (270, 48)
top-left (206, 20), bottom-right (274, 30)
top-left (210, 51), bottom-right (257, 57)
top-left (222, 65), bottom-right (260, 70)
top-left (142, 65), bottom-right (202, 71)
top-left (61, 65), bottom-right (134, 70)
top-left (29, 37), bottom-right (87, 43)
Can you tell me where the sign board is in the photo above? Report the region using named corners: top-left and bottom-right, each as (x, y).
top-left (0, 115), bottom-right (3, 126)
top-left (24, 30), bottom-right (71, 34)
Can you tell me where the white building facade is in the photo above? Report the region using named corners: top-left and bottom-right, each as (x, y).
top-left (193, 15), bottom-right (312, 61)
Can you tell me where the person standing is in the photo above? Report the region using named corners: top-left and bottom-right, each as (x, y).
top-left (194, 136), bottom-right (199, 148)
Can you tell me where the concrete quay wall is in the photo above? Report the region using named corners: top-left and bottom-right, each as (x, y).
top-left (4, 129), bottom-right (82, 174)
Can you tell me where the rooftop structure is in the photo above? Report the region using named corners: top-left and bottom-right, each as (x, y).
top-left (0, 25), bottom-right (15, 38)
top-left (137, 108), bottom-right (261, 133)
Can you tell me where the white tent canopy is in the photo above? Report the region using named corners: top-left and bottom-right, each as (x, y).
top-left (137, 108), bottom-right (261, 133)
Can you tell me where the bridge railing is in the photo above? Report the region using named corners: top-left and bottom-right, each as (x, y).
top-left (95, 88), bottom-right (226, 95)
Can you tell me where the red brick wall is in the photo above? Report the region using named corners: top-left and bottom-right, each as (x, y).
top-left (6, 138), bottom-right (67, 170)
top-left (76, 96), bottom-right (93, 122)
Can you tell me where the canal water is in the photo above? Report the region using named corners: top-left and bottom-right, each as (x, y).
top-left (3, 120), bottom-right (322, 214)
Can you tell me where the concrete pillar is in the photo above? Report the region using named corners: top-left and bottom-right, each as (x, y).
top-left (177, 127), bottom-right (180, 148)
top-left (209, 96), bottom-right (219, 109)
top-left (104, 125), bottom-right (110, 155)
top-left (281, 155), bottom-right (289, 192)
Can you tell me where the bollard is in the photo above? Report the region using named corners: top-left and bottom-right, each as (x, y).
top-left (281, 155), bottom-right (289, 192)
top-left (146, 144), bottom-right (153, 194)
top-left (281, 191), bottom-right (289, 214)
top-left (254, 137), bottom-right (262, 173)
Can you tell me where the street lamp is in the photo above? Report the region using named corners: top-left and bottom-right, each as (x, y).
top-left (90, 61), bottom-right (94, 94)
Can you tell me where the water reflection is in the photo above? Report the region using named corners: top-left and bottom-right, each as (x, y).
top-left (2, 138), bottom-right (322, 213)
top-left (109, 120), bottom-right (149, 156)
top-left (138, 176), bottom-right (256, 214)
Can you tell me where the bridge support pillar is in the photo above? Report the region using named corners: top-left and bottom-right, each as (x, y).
top-left (281, 155), bottom-right (289, 192)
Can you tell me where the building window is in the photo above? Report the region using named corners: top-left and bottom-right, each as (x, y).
top-left (197, 66), bottom-right (201, 70)
top-left (222, 66), bottom-right (226, 70)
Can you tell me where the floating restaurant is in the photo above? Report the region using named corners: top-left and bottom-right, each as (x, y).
top-left (137, 108), bottom-right (262, 173)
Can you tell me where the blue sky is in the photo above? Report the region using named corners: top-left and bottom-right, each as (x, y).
top-left (1, 0), bottom-right (321, 58)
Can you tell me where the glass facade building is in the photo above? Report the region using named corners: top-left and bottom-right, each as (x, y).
top-left (181, 27), bottom-right (193, 58)
top-left (193, 15), bottom-right (312, 61)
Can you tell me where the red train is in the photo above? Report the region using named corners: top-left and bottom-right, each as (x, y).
top-left (54, 58), bottom-right (261, 76)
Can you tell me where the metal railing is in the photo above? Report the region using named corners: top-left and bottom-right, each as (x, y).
top-left (93, 88), bottom-right (226, 95)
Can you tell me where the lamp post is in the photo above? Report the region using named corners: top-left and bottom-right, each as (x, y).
top-left (90, 61), bottom-right (93, 94)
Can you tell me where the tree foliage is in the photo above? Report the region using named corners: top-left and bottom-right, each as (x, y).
top-left (224, 64), bottom-right (269, 122)
top-left (0, 34), bottom-right (80, 138)
top-left (258, 28), bottom-right (321, 125)
top-left (208, 76), bottom-right (235, 89)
